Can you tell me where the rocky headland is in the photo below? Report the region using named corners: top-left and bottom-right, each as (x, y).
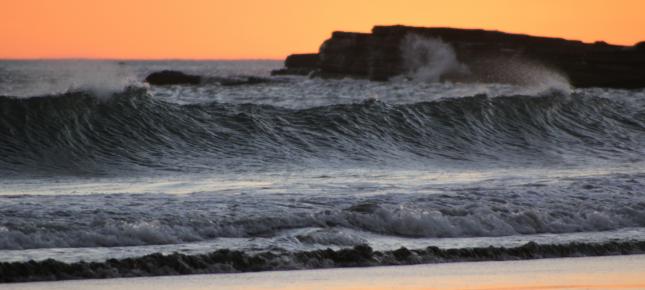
top-left (273, 25), bottom-right (645, 88)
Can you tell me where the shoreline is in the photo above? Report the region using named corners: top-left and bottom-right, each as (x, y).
top-left (5, 254), bottom-right (645, 290)
top-left (2, 240), bottom-right (645, 283)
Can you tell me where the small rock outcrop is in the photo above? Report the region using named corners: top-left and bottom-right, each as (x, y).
top-left (274, 25), bottom-right (645, 88)
top-left (144, 70), bottom-right (202, 85)
top-left (271, 53), bottom-right (319, 76)
top-left (144, 71), bottom-right (279, 87)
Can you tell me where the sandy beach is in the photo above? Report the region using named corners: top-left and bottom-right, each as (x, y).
top-left (4, 254), bottom-right (644, 290)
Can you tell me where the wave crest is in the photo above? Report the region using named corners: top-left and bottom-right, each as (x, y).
top-left (0, 88), bottom-right (644, 175)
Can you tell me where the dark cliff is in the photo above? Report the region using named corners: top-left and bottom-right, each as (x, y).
top-left (274, 25), bottom-right (645, 88)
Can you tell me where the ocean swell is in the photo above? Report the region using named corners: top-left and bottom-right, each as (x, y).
top-left (0, 87), bottom-right (644, 176)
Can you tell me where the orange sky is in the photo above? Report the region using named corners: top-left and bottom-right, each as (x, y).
top-left (1, 0), bottom-right (644, 59)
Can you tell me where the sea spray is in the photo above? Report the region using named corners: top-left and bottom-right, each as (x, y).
top-left (0, 61), bottom-right (138, 98)
top-left (399, 34), bottom-right (572, 95)
top-left (484, 57), bottom-right (573, 96)
top-left (62, 61), bottom-right (139, 98)
top-left (400, 34), bottom-right (470, 82)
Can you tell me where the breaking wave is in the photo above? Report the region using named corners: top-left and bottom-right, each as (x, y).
top-left (0, 89), bottom-right (645, 174)
top-left (1, 87), bottom-right (644, 176)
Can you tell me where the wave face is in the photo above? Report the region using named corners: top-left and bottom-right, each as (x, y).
top-left (1, 87), bottom-right (644, 176)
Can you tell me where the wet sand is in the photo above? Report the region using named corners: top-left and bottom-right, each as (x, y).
top-left (4, 254), bottom-right (645, 290)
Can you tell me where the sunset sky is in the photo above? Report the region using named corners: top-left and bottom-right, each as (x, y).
top-left (2, 0), bottom-right (644, 59)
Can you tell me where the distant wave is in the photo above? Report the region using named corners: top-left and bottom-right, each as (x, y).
top-left (0, 87), bottom-right (644, 176)
top-left (2, 241), bottom-right (644, 282)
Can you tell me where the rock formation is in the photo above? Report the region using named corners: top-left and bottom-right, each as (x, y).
top-left (144, 71), bottom-right (278, 86)
top-left (271, 53), bottom-right (319, 76)
top-left (144, 70), bottom-right (202, 85)
top-left (274, 25), bottom-right (645, 88)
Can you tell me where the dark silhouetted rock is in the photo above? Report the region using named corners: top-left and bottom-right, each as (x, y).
top-left (285, 53), bottom-right (319, 69)
top-left (636, 41), bottom-right (645, 51)
top-left (275, 25), bottom-right (645, 88)
top-left (271, 68), bottom-right (314, 76)
top-left (271, 53), bottom-right (319, 76)
top-left (145, 70), bottom-right (202, 86)
top-left (319, 32), bottom-right (372, 78)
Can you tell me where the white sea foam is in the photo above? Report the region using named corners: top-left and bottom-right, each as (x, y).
top-left (1, 170), bottom-right (644, 250)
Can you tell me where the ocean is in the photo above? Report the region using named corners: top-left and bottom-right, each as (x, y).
top-left (1, 60), bottom-right (644, 282)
